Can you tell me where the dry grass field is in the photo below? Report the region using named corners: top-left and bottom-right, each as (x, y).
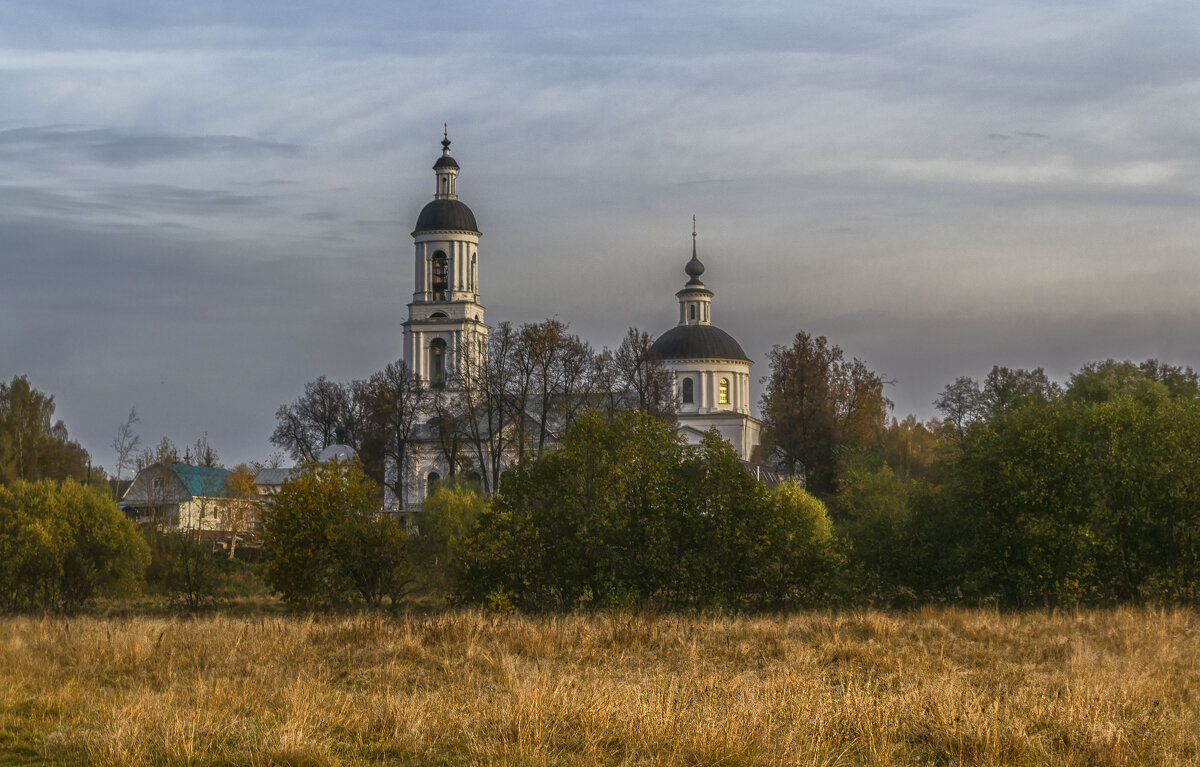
top-left (1, 607), bottom-right (1197, 766)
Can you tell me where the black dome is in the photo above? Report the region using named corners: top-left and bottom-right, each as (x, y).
top-left (433, 155), bottom-right (459, 170)
top-left (649, 324), bottom-right (751, 362)
top-left (413, 199), bottom-right (479, 234)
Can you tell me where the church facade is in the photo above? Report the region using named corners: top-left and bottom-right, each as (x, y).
top-left (394, 137), bottom-right (761, 510)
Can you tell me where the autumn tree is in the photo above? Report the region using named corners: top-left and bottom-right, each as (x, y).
top-left (881, 414), bottom-right (944, 483)
top-left (221, 464), bottom-right (259, 559)
top-left (263, 458), bottom-right (408, 608)
top-left (758, 332), bottom-right (891, 496)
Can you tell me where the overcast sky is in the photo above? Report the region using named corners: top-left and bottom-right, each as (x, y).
top-left (5, 0), bottom-right (1200, 469)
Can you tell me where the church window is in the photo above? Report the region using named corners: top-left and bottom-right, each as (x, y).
top-left (682, 377), bottom-right (694, 404)
top-left (430, 312), bottom-right (448, 318)
top-left (430, 339), bottom-right (447, 387)
top-left (719, 378), bottom-right (729, 404)
top-left (689, 305), bottom-right (696, 321)
top-left (427, 471), bottom-right (441, 495)
top-left (431, 252), bottom-right (448, 300)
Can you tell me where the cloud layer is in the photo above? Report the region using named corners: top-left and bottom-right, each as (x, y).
top-left (4, 0), bottom-right (1200, 467)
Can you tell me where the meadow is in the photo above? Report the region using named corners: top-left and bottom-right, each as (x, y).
top-left (1, 606), bottom-right (1197, 766)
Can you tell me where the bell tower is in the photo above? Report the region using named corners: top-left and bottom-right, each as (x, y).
top-left (402, 129), bottom-right (488, 387)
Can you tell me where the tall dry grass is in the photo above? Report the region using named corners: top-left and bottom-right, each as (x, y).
top-left (1, 607), bottom-right (1197, 765)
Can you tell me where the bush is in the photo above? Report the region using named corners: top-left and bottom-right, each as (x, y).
top-left (412, 479), bottom-right (486, 595)
top-left (0, 479), bottom-right (149, 611)
top-left (263, 458), bottom-right (409, 609)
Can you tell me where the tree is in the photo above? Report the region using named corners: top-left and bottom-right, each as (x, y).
top-left (933, 376), bottom-right (984, 437)
top-left (455, 411), bottom-right (840, 611)
top-left (0, 376), bottom-right (94, 485)
top-left (111, 406), bottom-right (141, 493)
top-left (136, 436), bottom-right (180, 472)
top-left (935, 366), bottom-right (1061, 437)
top-left (189, 433), bottom-right (220, 468)
top-left (833, 450), bottom-right (915, 604)
top-left (0, 480), bottom-right (149, 611)
top-left (455, 321), bottom-right (520, 494)
top-left (221, 464), bottom-right (259, 559)
top-left (1066, 358), bottom-right (1200, 404)
top-left (507, 319), bottom-right (599, 456)
top-left (759, 332), bottom-right (891, 496)
top-left (614, 327), bottom-right (675, 420)
top-left (263, 458), bottom-right (408, 609)
top-left (271, 376), bottom-right (360, 463)
top-left (881, 414), bottom-right (944, 483)
top-left (412, 480), bottom-right (487, 594)
top-left (360, 360), bottom-right (428, 508)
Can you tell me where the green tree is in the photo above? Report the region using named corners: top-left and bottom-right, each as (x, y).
top-left (263, 458), bottom-right (408, 609)
top-left (456, 411), bottom-right (840, 611)
top-left (413, 480), bottom-right (486, 594)
top-left (143, 530), bottom-right (219, 610)
top-left (0, 376), bottom-right (95, 485)
top-left (832, 450), bottom-right (915, 604)
top-left (935, 360), bottom-right (1200, 606)
top-left (1066, 358), bottom-right (1200, 404)
top-left (0, 480), bottom-right (148, 611)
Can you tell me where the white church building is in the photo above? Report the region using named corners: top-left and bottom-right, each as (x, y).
top-left (649, 222), bottom-right (762, 461)
top-left (394, 135), bottom-right (762, 510)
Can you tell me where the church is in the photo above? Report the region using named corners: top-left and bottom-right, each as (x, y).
top-left (394, 135), bottom-right (763, 510)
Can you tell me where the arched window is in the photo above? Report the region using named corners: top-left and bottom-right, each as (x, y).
top-left (430, 338), bottom-right (447, 387)
top-left (427, 471), bottom-right (441, 495)
top-left (719, 378), bottom-right (729, 404)
top-left (682, 377), bottom-right (694, 404)
top-left (431, 251), bottom-right (448, 301)
top-left (689, 304), bottom-right (696, 321)
top-left (429, 312), bottom-right (448, 318)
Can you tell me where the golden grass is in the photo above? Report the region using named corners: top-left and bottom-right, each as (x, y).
top-left (1, 607), bottom-right (1197, 765)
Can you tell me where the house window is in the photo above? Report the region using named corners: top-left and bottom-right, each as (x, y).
top-left (430, 338), bottom-right (447, 387)
top-left (431, 252), bottom-right (448, 300)
top-left (152, 478), bottom-right (161, 491)
top-left (719, 378), bottom-right (729, 404)
top-left (682, 377), bottom-right (694, 404)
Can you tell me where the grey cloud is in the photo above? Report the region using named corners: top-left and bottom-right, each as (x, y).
top-left (0, 126), bottom-right (302, 167)
top-left (95, 185), bottom-right (274, 215)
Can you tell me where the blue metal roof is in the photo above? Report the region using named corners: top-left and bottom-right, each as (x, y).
top-left (170, 464), bottom-right (232, 498)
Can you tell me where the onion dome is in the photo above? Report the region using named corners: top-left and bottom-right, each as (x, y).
top-left (649, 324), bottom-right (751, 362)
top-left (413, 199), bottom-right (479, 234)
top-left (319, 416), bottom-right (359, 463)
top-left (413, 128), bottom-right (479, 235)
top-left (649, 219), bottom-right (749, 362)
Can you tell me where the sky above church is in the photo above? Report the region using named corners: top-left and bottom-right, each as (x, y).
top-left (5, 0), bottom-right (1200, 468)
